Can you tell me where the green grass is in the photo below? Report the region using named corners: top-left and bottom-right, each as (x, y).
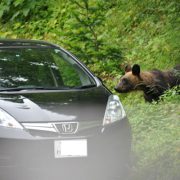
top-left (119, 91), bottom-right (180, 180)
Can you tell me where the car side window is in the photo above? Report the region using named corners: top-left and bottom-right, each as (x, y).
top-left (54, 57), bottom-right (81, 87)
top-left (52, 50), bottom-right (92, 87)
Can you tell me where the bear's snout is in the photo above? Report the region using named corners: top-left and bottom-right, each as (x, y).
top-left (114, 86), bottom-right (122, 93)
top-left (114, 87), bottom-right (119, 91)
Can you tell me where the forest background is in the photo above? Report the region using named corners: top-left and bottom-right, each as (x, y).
top-left (0, 0), bottom-right (179, 179)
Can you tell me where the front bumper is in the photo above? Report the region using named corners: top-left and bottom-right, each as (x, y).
top-left (0, 118), bottom-right (131, 180)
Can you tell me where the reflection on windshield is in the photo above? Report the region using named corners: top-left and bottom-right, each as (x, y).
top-left (0, 48), bottom-right (95, 90)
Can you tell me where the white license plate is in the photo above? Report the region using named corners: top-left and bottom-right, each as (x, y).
top-left (54, 139), bottom-right (87, 158)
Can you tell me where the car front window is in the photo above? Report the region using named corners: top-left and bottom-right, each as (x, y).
top-left (0, 47), bottom-right (95, 90)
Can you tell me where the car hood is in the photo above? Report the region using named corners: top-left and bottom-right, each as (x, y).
top-left (0, 87), bottom-right (110, 124)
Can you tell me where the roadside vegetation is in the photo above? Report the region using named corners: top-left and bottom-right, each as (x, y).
top-left (0, 0), bottom-right (179, 179)
top-left (123, 89), bottom-right (180, 180)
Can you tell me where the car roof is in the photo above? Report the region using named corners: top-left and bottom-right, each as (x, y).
top-left (0, 39), bottom-right (58, 48)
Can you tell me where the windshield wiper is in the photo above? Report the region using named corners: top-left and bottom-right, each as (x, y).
top-left (0, 86), bottom-right (70, 92)
top-left (73, 84), bottom-right (96, 89)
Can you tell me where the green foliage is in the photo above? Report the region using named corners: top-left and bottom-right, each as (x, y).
top-left (160, 86), bottom-right (180, 102)
top-left (0, 0), bottom-right (179, 75)
top-left (0, 0), bottom-right (49, 22)
top-left (123, 96), bottom-right (180, 180)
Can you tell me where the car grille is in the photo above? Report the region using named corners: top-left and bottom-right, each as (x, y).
top-left (22, 121), bottom-right (101, 137)
top-left (22, 122), bottom-right (78, 136)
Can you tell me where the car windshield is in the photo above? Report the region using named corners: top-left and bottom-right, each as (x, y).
top-left (0, 47), bottom-right (95, 90)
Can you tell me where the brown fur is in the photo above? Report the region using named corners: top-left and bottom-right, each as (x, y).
top-left (115, 64), bottom-right (180, 102)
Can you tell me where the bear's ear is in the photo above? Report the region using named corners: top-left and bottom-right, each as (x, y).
top-left (125, 64), bottom-right (132, 73)
top-left (132, 64), bottom-right (140, 76)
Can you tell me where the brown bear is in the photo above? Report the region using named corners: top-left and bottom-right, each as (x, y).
top-left (115, 64), bottom-right (180, 102)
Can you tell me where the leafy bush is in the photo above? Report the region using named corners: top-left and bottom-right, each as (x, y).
top-left (160, 86), bottom-right (180, 102)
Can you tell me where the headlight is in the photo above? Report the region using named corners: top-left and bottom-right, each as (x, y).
top-left (0, 108), bottom-right (23, 129)
top-left (103, 95), bottom-right (126, 125)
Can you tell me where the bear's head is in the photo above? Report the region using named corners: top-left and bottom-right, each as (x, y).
top-left (114, 64), bottom-right (143, 93)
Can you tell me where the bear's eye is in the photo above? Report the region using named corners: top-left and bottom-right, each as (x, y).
top-left (122, 78), bottom-right (128, 84)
